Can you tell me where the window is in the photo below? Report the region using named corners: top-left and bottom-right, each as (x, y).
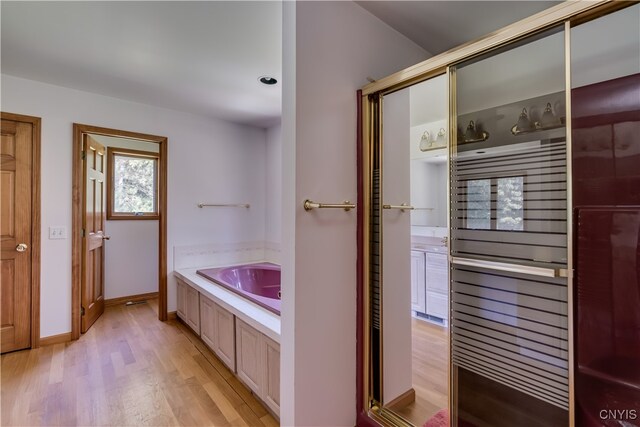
top-left (466, 179), bottom-right (491, 229)
top-left (497, 176), bottom-right (524, 231)
top-left (107, 147), bottom-right (159, 220)
top-left (465, 175), bottom-right (524, 231)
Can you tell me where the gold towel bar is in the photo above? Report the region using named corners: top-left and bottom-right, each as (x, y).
top-left (303, 199), bottom-right (356, 212)
top-left (383, 203), bottom-right (414, 212)
top-left (450, 256), bottom-right (569, 278)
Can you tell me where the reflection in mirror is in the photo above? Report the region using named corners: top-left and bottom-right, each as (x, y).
top-left (379, 74), bottom-right (449, 426)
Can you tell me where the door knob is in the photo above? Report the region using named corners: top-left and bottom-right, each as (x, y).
top-left (16, 243), bottom-right (28, 252)
top-left (102, 235), bottom-right (111, 240)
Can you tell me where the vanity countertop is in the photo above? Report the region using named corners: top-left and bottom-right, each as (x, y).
top-left (411, 235), bottom-right (448, 253)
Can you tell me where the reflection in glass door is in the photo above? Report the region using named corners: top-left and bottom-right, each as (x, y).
top-left (450, 27), bottom-right (570, 427)
top-left (378, 74), bottom-right (450, 426)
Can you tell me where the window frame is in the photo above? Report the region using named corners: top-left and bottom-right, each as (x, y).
top-left (106, 146), bottom-right (160, 220)
top-left (464, 170), bottom-right (527, 231)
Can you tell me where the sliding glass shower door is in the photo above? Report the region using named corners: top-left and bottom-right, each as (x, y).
top-left (450, 27), bottom-right (570, 426)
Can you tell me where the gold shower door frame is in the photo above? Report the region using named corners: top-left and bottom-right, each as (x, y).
top-left (359, 1), bottom-right (625, 426)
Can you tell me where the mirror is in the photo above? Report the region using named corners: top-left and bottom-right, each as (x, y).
top-left (378, 74), bottom-right (450, 425)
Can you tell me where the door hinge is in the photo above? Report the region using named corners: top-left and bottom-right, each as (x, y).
top-left (81, 150), bottom-right (86, 160)
top-left (82, 228), bottom-right (85, 237)
top-left (81, 306), bottom-right (85, 316)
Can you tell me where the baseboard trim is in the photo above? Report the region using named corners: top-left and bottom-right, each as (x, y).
top-left (105, 292), bottom-right (159, 307)
top-left (167, 311), bottom-right (177, 321)
top-left (386, 388), bottom-right (416, 411)
top-left (40, 332), bottom-right (72, 346)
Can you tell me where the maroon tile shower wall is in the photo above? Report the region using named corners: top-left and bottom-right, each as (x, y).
top-left (572, 73), bottom-right (640, 427)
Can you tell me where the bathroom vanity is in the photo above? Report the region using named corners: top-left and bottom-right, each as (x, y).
top-left (410, 236), bottom-right (449, 325)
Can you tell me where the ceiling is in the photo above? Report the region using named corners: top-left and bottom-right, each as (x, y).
top-left (1, 1), bottom-right (562, 129)
top-left (357, 1), bottom-right (561, 55)
top-left (1, 1), bottom-right (282, 128)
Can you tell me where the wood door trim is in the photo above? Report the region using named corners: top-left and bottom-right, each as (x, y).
top-left (0, 112), bottom-right (41, 349)
top-left (72, 123), bottom-right (168, 340)
top-left (104, 291), bottom-right (159, 307)
top-left (39, 332), bottom-right (72, 347)
top-left (384, 388), bottom-right (415, 411)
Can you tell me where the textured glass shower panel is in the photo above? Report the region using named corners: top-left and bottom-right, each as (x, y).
top-left (451, 27), bottom-right (569, 424)
top-left (451, 266), bottom-right (569, 408)
top-left (452, 141), bottom-right (567, 267)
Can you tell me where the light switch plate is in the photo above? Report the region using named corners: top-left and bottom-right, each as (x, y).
top-left (49, 226), bottom-right (67, 240)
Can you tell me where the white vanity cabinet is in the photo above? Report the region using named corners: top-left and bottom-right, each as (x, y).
top-left (410, 250), bottom-right (426, 313)
top-left (410, 243), bottom-right (449, 324)
top-left (236, 318), bottom-right (281, 416)
top-left (200, 295), bottom-right (236, 372)
top-left (425, 251), bottom-right (449, 323)
top-left (177, 279), bottom-right (200, 334)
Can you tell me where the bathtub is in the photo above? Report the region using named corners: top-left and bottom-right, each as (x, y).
top-left (196, 263), bottom-right (281, 315)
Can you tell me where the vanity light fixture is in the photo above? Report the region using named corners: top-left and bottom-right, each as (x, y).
top-left (259, 76), bottom-right (278, 85)
top-left (419, 128), bottom-right (447, 152)
top-left (419, 131), bottom-right (432, 152)
top-left (460, 120), bottom-right (490, 143)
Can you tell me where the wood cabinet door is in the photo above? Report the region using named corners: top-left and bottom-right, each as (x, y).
top-left (199, 294), bottom-right (215, 349)
top-left (185, 286), bottom-right (200, 334)
top-left (235, 318), bottom-right (262, 395)
top-left (410, 251), bottom-right (426, 313)
top-left (213, 302), bottom-right (236, 372)
top-left (1, 117), bottom-right (33, 353)
top-left (426, 291), bottom-right (448, 320)
top-left (262, 335), bottom-right (280, 416)
top-left (176, 280), bottom-right (186, 320)
top-left (425, 252), bottom-right (448, 293)
top-left (81, 135), bottom-right (106, 333)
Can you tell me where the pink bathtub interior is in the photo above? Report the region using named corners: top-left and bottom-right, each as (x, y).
top-left (196, 263), bottom-right (281, 315)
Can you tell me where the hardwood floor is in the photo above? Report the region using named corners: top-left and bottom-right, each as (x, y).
top-left (1, 298), bottom-right (278, 427)
top-left (394, 317), bottom-right (449, 426)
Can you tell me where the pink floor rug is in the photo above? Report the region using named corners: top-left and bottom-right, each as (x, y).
top-left (423, 409), bottom-right (477, 427)
top-left (423, 408), bottom-right (449, 427)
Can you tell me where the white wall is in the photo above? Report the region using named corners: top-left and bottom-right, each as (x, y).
top-left (265, 123), bottom-right (282, 246)
top-left (457, 30), bottom-right (565, 114)
top-left (571, 3), bottom-right (640, 88)
top-left (91, 135), bottom-right (160, 300)
top-left (382, 88), bottom-right (413, 404)
top-left (281, 2), bottom-right (428, 425)
top-left (1, 74), bottom-right (268, 338)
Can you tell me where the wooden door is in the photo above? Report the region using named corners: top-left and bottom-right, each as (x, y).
top-left (1, 117), bottom-right (33, 352)
top-left (81, 135), bottom-right (106, 333)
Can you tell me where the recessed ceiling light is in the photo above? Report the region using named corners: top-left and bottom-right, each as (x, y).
top-left (259, 76), bottom-right (278, 85)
